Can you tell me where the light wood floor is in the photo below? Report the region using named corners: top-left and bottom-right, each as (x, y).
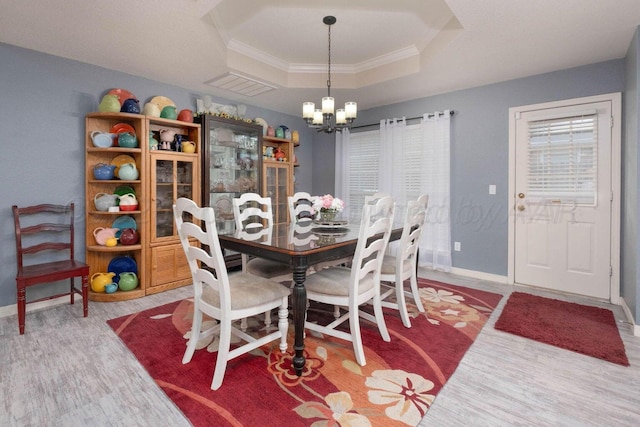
top-left (1, 270), bottom-right (638, 426)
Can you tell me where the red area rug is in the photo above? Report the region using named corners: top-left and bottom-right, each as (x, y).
top-left (494, 292), bottom-right (629, 366)
top-left (108, 279), bottom-right (501, 426)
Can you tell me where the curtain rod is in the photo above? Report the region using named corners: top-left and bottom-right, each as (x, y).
top-left (349, 110), bottom-right (455, 130)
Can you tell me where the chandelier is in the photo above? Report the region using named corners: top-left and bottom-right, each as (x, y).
top-left (302, 16), bottom-right (357, 133)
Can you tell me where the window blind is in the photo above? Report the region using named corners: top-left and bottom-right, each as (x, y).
top-left (527, 114), bottom-right (597, 205)
top-left (400, 124), bottom-right (428, 202)
top-left (347, 130), bottom-right (380, 219)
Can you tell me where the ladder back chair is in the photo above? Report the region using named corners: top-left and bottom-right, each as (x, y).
top-left (287, 191), bottom-right (316, 223)
top-left (174, 197), bottom-right (290, 390)
top-left (379, 194), bottom-right (429, 327)
top-left (233, 192), bottom-right (291, 329)
top-left (12, 203), bottom-right (89, 334)
top-left (303, 195), bottom-right (395, 366)
top-left (232, 193), bottom-right (291, 281)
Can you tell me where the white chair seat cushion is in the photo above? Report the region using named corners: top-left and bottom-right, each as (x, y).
top-left (304, 267), bottom-right (375, 297)
top-left (380, 254), bottom-right (397, 275)
top-left (202, 273), bottom-right (290, 310)
top-left (381, 254), bottom-right (414, 277)
top-left (246, 258), bottom-right (291, 279)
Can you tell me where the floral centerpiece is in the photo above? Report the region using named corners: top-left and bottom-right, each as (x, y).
top-left (313, 194), bottom-right (345, 222)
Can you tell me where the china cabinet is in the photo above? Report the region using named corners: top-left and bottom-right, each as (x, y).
top-left (85, 112), bottom-right (200, 301)
top-left (197, 115), bottom-right (262, 267)
top-left (262, 135), bottom-right (296, 223)
top-left (197, 116), bottom-right (298, 238)
top-left (146, 117), bottom-right (201, 294)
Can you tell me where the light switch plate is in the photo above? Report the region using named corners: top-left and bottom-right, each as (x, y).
top-left (489, 185), bottom-right (496, 195)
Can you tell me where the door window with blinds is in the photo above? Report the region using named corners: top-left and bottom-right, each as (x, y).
top-left (527, 114), bottom-right (597, 205)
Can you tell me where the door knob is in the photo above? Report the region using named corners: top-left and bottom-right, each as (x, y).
top-left (517, 205), bottom-right (525, 211)
top-left (518, 193), bottom-right (525, 199)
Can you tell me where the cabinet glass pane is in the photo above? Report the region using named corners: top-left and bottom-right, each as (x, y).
top-left (200, 116), bottom-right (262, 238)
top-left (155, 159), bottom-right (175, 238)
top-left (177, 161), bottom-right (193, 199)
top-left (277, 168), bottom-right (288, 223)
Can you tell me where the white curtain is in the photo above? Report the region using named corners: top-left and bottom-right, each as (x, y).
top-left (335, 129), bottom-right (350, 211)
top-left (379, 111), bottom-right (452, 271)
top-left (419, 111), bottom-right (451, 271)
top-left (337, 111), bottom-right (452, 271)
top-left (379, 118), bottom-right (406, 201)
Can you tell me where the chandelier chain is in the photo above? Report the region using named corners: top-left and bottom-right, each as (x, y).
top-left (327, 24), bottom-right (331, 95)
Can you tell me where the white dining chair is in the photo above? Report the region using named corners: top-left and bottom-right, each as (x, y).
top-left (303, 195), bottom-right (395, 366)
top-left (288, 191), bottom-right (316, 223)
top-left (364, 192), bottom-right (391, 205)
top-left (294, 192), bottom-right (353, 277)
top-left (232, 193), bottom-right (291, 280)
top-left (233, 193), bottom-right (292, 329)
top-left (379, 194), bottom-right (429, 328)
top-left (173, 197), bottom-right (290, 390)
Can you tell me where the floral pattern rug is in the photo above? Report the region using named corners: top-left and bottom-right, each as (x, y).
top-left (107, 278), bottom-right (502, 426)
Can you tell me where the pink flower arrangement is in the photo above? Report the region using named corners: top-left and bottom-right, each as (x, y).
top-left (312, 194), bottom-right (345, 213)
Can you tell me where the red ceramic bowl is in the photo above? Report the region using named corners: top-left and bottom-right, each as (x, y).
top-left (119, 204), bottom-right (139, 211)
top-left (177, 109), bottom-right (193, 122)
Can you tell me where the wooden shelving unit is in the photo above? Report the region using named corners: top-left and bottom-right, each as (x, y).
top-left (85, 112), bottom-right (200, 301)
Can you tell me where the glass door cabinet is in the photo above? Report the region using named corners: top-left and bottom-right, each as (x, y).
top-left (197, 115), bottom-right (262, 267)
top-left (149, 152), bottom-right (199, 291)
top-left (264, 162), bottom-right (291, 223)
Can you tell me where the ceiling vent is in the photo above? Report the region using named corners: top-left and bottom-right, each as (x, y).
top-left (205, 72), bottom-right (277, 97)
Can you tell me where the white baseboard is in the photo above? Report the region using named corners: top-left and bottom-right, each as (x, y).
top-left (0, 295), bottom-right (72, 319)
top-left (619, 297), bottom-right (640, 337)
top-left (449, 267), bottom-right (509, 284)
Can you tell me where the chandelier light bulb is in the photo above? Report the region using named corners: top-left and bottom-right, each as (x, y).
top-left (303, 102), bottom-right (315, 119)
top-left (345, 102), bottom-right (357, 119)
top-left (313, 109), bottom-right (323, 125)
top-left (322, 97), bottom-right (335, 115)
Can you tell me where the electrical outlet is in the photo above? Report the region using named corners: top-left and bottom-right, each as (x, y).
top-left (454, 241), bottom-right (461, 251)
top-left (489, 184), bottom-right (496, 195)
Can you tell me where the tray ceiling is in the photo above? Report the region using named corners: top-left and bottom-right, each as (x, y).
top-left (1, 0), bottom-right (639, 116)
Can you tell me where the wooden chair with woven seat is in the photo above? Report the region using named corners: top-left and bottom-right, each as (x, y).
top-left (174, 197), bottom-right (290, 390)
top-left (304, 195), bottom-right (395, 366)
top-left (12, 203), bottom-right (89, 335)
top-left (379, 194), bottom-right (429, 328)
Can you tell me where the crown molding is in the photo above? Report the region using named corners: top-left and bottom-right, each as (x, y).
top-left (227, 37), bottom-right (420, 77)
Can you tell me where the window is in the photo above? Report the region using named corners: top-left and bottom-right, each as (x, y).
top-left (527, 114), bottom-right (597, 205)
top-left (342, 129), bottom-right (380, 220)
top-left (336, 112), bottom-right (452, 271)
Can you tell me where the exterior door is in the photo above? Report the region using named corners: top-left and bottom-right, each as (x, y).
top-left (510, 95), bottom-right (619, 300)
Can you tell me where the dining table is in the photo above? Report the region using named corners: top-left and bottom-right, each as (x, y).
top-left (217, 219), bottom-right (404, 376)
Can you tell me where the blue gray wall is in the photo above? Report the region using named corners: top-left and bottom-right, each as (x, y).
top-left (0, 42), bottom-right (313, 308)
top-left (2, 39), bottom-right (639, 325)
top-left (312, 60), bottom-right (625, 277)
top-left (623, 28), bottom-right (640, 321)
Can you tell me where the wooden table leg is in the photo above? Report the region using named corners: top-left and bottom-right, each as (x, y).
top-left (291, 257), bottom-right (308, 376)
